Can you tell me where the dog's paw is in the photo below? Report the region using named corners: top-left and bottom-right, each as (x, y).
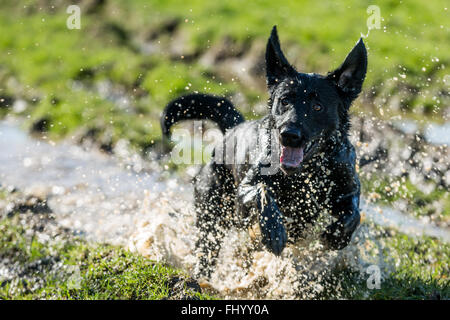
top-left (320, 209), bottom-right (360, 250)
top-left (259, 205), bottom-right (287, 256)
top-left (320, 226), bottom-right (352, 250)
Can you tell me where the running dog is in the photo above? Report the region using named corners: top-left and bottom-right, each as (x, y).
top-left (161, 26), bottom-right (367, 278)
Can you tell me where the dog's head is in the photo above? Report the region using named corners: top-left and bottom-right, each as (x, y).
top-left (265, 26), bottom-right (367, 175)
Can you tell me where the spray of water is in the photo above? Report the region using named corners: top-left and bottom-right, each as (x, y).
top-left (1, 119), bottom-right (447, 299)
top-left (127, 179), bottom-right (393, 299)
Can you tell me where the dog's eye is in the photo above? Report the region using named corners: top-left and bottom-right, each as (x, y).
top-left (281, 98), bottom-right (289, 106)
top-left (313, 104), bottom-right (322, 112)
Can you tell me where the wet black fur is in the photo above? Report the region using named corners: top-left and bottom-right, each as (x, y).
top-left (161, 26), bottom-right (367, 278)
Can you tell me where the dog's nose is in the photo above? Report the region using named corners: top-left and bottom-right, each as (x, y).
top-left (280, 127), bottom-right (302, 147)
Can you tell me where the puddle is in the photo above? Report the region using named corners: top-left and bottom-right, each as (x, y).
top-left (0, 119), bottom-right (191, 244)
top-left (361, 200), bottom-right (450, 242)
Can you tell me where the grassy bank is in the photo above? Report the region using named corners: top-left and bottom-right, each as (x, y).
top-left (0, 0), bottom-right (449, 152)
top-left (0, 190), bottom-right (211, 300)
top-left (321, 230), bottom-right (449, 299)
top-left (362, 175), bottom-right (450, 224)
top-left (0, 211), bottom-right (211, 300)
top-left (1, 210), bottom-right (448, 300)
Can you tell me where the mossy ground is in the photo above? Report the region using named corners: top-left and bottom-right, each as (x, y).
top-left (318, 229), bottom-right (449, 299)
top-left (0, 200), bottom-right (448, 300)
top-left (1, 0), bottom-right (449, 151)
top-left (0, 212), bottom-right (212, 300)
top-left (362, 176), bottom-right (450, 224)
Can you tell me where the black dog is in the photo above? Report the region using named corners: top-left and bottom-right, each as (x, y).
top-left (161, 26), bottom-right (367, 278)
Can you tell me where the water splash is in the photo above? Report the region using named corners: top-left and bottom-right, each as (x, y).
top-left (0, 119), bottom-right (448, 299)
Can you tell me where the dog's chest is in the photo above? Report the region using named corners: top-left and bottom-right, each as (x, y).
top-left (271, 164), bottom-right (334, 215)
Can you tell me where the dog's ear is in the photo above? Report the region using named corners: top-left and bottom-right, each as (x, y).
top-left (327, 38), bottom-right (367, 101)
top-left (266, 26), bottom-right (296, 89)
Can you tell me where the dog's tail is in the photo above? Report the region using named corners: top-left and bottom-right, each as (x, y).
top-left (160, 93), bottom-right (245, 137)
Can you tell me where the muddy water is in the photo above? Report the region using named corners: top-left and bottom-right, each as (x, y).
top-left (0, 119), bottom-right (187, 245)
top-left (1, 119), bottom-right (448, 298)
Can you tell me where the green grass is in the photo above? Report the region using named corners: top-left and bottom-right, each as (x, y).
top-left (317, 228), bottom-right (449, 299)
top-left (0, 0), bottom-right (448, 154)
top-left (361, 175), bottom-right (450, 222)
top-left (1, 210), bottom-right (448, 300)
top-left (0, 214), bottom-right (212, 300)
top-left (370, 233), bottom-right (449, 299)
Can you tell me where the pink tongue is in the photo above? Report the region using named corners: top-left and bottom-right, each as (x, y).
top-left (280, 146), bottom-right (304, 167)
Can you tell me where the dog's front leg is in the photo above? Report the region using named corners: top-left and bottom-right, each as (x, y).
top-left (238, 167), bottom-right (287, 255)
top-left (321, 143), bottom-right (361, 250)
top-left (256, 183), bottom-right (288, 255)
top-left (321, 186), bottom-right (361, 250)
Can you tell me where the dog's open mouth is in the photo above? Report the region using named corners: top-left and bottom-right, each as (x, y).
top-left (279, 139), bottom-right (319, 174)
top-left (280, 146), bottom-right (304, 168)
